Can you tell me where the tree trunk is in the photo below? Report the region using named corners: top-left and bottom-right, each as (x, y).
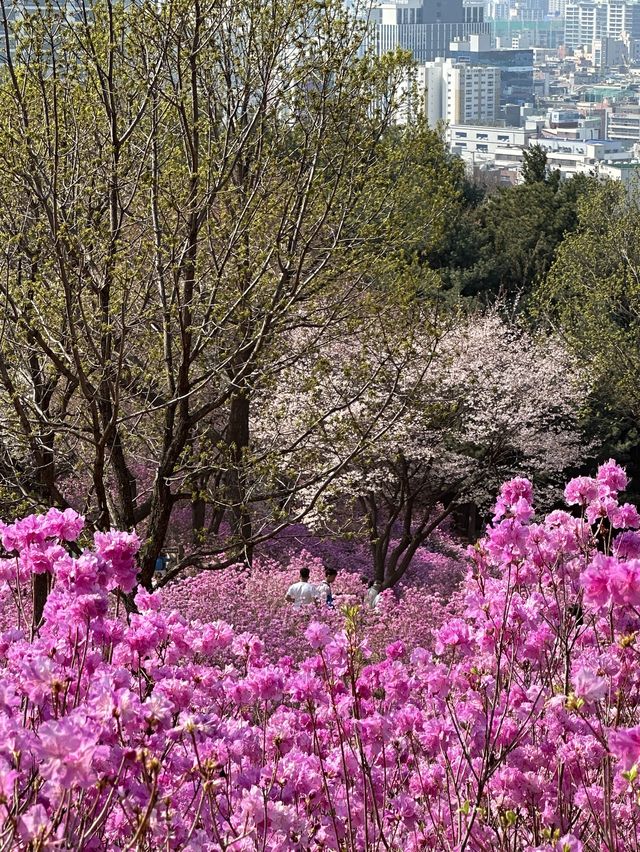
top-left (138, 470), bottom-right (176, 590)
top-left (32, 572), bottom-right (51, 631)
top-left (467, 503), bottom-right (478, 542)
top-left (226, 391), bottom-right (253, 566)
top-left (373, 544), bottom-right (386, 587)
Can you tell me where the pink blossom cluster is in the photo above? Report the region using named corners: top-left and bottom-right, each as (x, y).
top-left (2, 464), bottom-right (640, 848)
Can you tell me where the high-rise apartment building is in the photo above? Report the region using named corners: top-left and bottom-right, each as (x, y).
top-left (606, 0), bottom-right (640, 38)
top-left (565, 2), bottom-right (607, 48)
top-left (369, 0), bottom-right (492, 62)
top-left (421, 57), bottom-right (501, 126)
top-left (486, 2), bottom-right (512, 16)
top-left (485, 0), bottom-right (550, 17)
top-left (514, 0), bottom-right (550, 20)
top-left (565, 1), bottom-right (640, 49)
top-left (548, 0), bottom-right (567, 15)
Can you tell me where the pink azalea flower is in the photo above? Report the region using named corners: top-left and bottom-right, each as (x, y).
top-left (614, 531), bottom-right (640, 559)
top-left (304, 621), bottom-right (333, 650)
top-left (573, 667), bottom-right (608, 704)
top-left (557, 834), bottom-right (583, 852)
top-left (43, 507), bottom-right (85, 542)
top-left (609, 559), bottom-right (640, 607)
top-left (610, 725), bottom-right (640, 769)
top-left (38, 716), bottom-right (97, 788)
top-left (597, 459), bottom-right (629, 495)
top-left (564, 476), bottom-right (599, 507)
top-left (1, 468), bottom-right (640, 849)
top-left (434, 619), bottom-right (472, 656)
top-left (612, 503), bottom-right (640, 530)
top-left (18, 804), bottom-right (49, 842)
top-left (581, 554), bottom-right (615, 609)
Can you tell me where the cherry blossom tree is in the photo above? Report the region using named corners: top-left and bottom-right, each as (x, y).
top-left (254, 311), bottom-right (588, 587)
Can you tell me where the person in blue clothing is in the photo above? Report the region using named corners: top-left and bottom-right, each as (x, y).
top-left (316, 567), bottom-right (338, 608)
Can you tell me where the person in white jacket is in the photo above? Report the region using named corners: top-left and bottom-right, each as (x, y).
top-left (285, 566), bottom-right (316, 608)
top-left (365, 580), bottom-right (381, 609)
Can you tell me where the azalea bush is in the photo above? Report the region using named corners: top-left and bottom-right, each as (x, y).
top-left (3, 463), bottom-right (640, 849)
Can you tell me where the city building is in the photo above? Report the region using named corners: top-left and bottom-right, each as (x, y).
top-left (549, 0), bottom-right (567, 14)
top-left (535, 135), bottom-right (632, 176)
top-left (493, 17), bottom-right (566, 48)
top-left (622, 30), bottom-right (640, 60)
top-left (486, 1), bottom-right (512, 17)
top-left (445, 107), bottom-right (640, 184)
top-left (484, 0), bottom-right (551, 19)
top-left (368, 0), bottom-right (491, 62)
top-left (421, 58), bottom-right (501, 125)
top-left (606, 0), bottom-right (640, 39)
top-left (583, 158), bottom-right (640, 187)
top-left (513, 0), bottom-right (551, 21)
top-left (565, 1), bottom-right (640, 50)
top-left (446, 123), bottom-right (534, 179)
top-left (449, 33), bottom-right (535, 103)
top-left (607, 106), bottom-right (640, 141)
top-left (591, 35), bottom-right (627, 69)
top-left (565, 2), bottom-right (607, 49)
top-left (446, 123), bottom-right (534, 157)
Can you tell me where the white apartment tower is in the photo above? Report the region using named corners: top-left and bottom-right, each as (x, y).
top-left (565, 1), bottom-right (640, 49)
top-left (606, 0), bottom-right (640, 38)
top-left (420, 58), bottom-right (501, 126)
top-left (565, 2), bottom-right (607, 48)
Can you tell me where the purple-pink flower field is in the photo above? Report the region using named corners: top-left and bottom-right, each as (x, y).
top-left (3, 462), bottom-right (640, 849)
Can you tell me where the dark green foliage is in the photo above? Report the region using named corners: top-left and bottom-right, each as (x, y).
top-left (429, 172), bottom-right (597, 303)
top-left (534, 180), bottom-right (640, 494)
top-left (522, 144), bottom-right (560, 187)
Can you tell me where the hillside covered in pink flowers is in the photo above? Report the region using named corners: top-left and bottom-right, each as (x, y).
top-left (1, 462), bottom-right (640, 850)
